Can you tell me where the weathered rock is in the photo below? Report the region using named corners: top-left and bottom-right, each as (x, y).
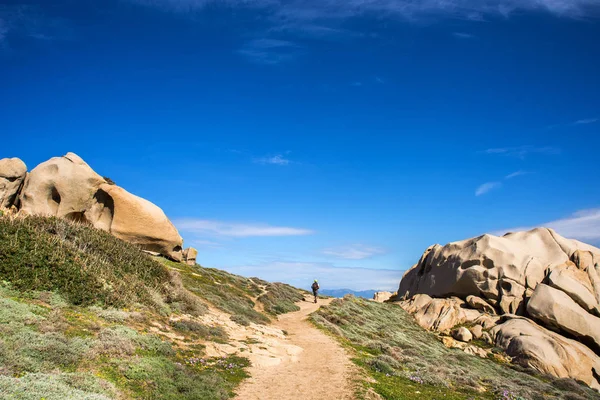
top-left (20, 152), bottom-right (106, 218)
top-left (183, 247), bottom-right (198, 266)
top-left (481, 331), bottom-right (493, 345)
top-left (527, 284), bottom-right (600, 353)
top-left (453, 326), bottom-right (472, 342)
top-left (464, 345), bottom-right (488, 358)
top-left (473, 314), bottom-right (500, 330)
top-left (98, 184), bottom-right (183, 261)
top-left (0, 158), bottom-right (27, 209)
top-left (466, 295), bottom-right (496, 314)
top-left (19, 152), bottom-right (183, 260)
top-left (441, 336), bottom-right (467, 350)
top-left (572, 249), bottom-right (600, 272)
top-left (548, 264), bottom-right (598, 315)
top-left (491, 317), bottom-right (600, 391)
top-left (469, 324), bottom-right (483, 339)
top-left (398, 228), bottom-right (600, 315)
top-left (373, 291), bottom-right (393, 303)
top-left (397, 295), bottom-right (482, 333)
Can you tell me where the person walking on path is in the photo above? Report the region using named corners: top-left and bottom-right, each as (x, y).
top-left (311, 279), bottom-right (320, 304)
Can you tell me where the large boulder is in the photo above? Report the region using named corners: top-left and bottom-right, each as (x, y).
top-left (397, 294), bottom-right (483, 332)
top-left (20, 153), bottom-right (105, 218)
top-left (97, 184), bottom-right (183, 261)
top-left (547, 264), bottom-right (599, 315)
top-left (0, 158), bottom-right (27, 209)
top-left (19, 152), bottom-right (183, 260)
top-left (491, 316), bottom-right (600, 391)
top-left (452, 327), bottom-right (473, 342)
top-left (527, 284), bottom-right (600, 353)
top-left (466, 295), bottom-right (496, 315)
top-left (373, 291), bottom-right (393, 303)
top-left (182, 247), bottom-right (198, 266)
top-left (398, 228), bottom-right (600, 315)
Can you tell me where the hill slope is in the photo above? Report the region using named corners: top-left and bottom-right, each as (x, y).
top-left (0, 214), bottom-right (306, 400)
top-left (311, 295), bottom-right (600, 400)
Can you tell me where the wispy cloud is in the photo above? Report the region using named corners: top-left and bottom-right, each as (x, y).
top-left (175, 219), bottom-right (314, 237)
top-left (475, 181), bottom-right (502, 196)
top-left (505, 170), bottom-right (529, 179)
top-left (225, 261), bottom-right (403, 291)
top-left (477, 169), bottom-right (530, 196)
top-left (493, 208), bottom-right (600, 241)
top-left (253, 154), bottom-right (291, 165)
top-left (0, 5), bottom-right (71, 46)
top-left (322, 244), bottom-right (387, 260)
top-left (237, 38), bottom-right (299, 64)
top-left (126, 0), bottom-right (600, 56)
top-left (453, 32), bottom-right (474, 39)
top-left (482, 145), bottom-right (560, 159)
top-left (128, 0), bottom-right (600, 20)
top-left (574, 118), bottom-right (598, 125)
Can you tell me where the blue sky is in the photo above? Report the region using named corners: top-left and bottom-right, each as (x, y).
top-left (1, 0), bottom-right (599, 291)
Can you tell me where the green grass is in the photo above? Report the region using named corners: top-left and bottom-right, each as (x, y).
top-left (310, 295), bottom-right (599, 400)
top-left (0, 216), bottom-right (264, 399)
top-left (159, 259), bottom-right (272, 325)
top-left (0, 216), bottom-right (185, 310)
top-left (257, 282), bottom-right (305, 315)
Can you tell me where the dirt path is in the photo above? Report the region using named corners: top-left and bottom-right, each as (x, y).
top-left (234, 297), bottom-right (356, 400)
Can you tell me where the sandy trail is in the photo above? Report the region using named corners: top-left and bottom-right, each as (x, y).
top-left (234, 297), bottom-right (356, 400)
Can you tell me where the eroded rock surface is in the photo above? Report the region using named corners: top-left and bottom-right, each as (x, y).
top-left (0, 158), bottom-right (27, 209)
top-left (491, 316), bottom-right (600, 391)
top-left (17, 152), bottom-right (182, 260)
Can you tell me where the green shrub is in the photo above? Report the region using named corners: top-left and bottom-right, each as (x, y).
top-left (104, 356), bottom-right (233, 400)
top-left (0, 216), bottom-right (170, 308)
top-left (230, 315), bottom-right (251, 326)
top-left (257, 282), bottom-right (304, 315)
top-left (0, 373), bottom-right (116, 400)
top-left (311, 296), bottom-right (600, 400)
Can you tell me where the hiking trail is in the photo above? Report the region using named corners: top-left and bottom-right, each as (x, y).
top-left (233, 296), bottom-right (356, 400)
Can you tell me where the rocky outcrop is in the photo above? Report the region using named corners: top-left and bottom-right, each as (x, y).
top-left (469, 324), bottom-right (483, 339)
top-left (397, 228), bottom-right (600, 391)
top-left (466, 295), bottom-right (496, 315)
top-left (547, 264), bottom-right (599, 315)
top-left (398, 228), bottom-right (599, 315)
top-left (183, 247), bottom-right (198, 266)
top-left (452, 327), bottom-right (472, 342)
top-left (491, 316), bottom-right (600, 391)
top-left (11, 152), bottom-right (183, 260)
top-left (373, 291), bottom-right (393, 303)
top-left (527, 284), bottom-right (600, 353)
top-left (96, 184), bottom-right (183, 261)
top-left (397, 294), bottom-right (486, 332)
top-left (0, 158), bottom-right (27, 209)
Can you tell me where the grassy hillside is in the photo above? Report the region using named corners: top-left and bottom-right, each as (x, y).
top-left (311, 295), bottom-right (600, 400)
top-left (0, 215), bottom-right (306, 400)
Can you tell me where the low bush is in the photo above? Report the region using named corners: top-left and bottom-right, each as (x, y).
top-left (311, 295), bottom-right (600, 400)
top-left (258, 282), bottom-right (304, 315)
top-left (0, 373), bottom-right (116, 400)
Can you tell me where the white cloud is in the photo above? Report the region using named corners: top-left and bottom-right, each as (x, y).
top-left (505, 170), bottom-right (529, 179)
top-left (493, 208), bottom-right (600, 241)
top-left (238, 38), bottom-right (300, 64)
top-left (453, 32), bottom-right (474, 39)
top-left (254, 154), bottom-right (291, 165)
top-left (574, 118), bottom-right (598, 125)
top-left (475, 181), bottom-right (502, 196)
top-left (322, 244), bottom-right (387, 260)
top-left (482, 145), bottom-right (560, 159)
top-left (175, 219), bottom-right (314, 237)
top-left (224, 261), bottom-right (403, 291)
top-left (128, 0), bottom-right (600, 20)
